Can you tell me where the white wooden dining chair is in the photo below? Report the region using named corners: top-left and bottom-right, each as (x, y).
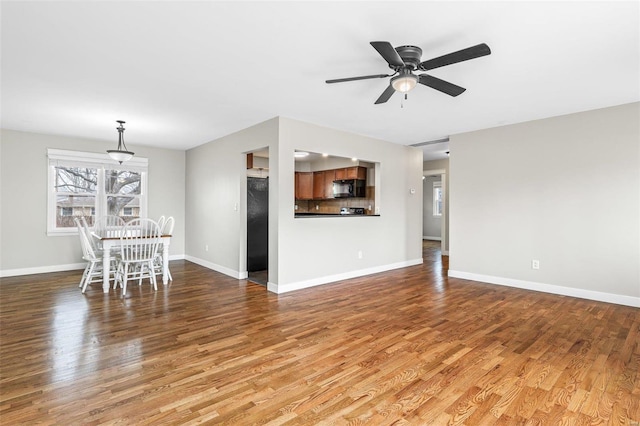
top-left (80, 216), bottom-right (100, 253)
top-left (114, 218), bottom-right (161, 296)
top-left (75, 218), bottom-right (117, 293)
top-left (157, 215), bottom-right (166, 233)
top-left (154, 216), bottom-right (174, 281)
top-left (93, 215), bottom-right (126, 238)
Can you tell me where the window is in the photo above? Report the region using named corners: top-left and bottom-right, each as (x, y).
top-left (433, 181), bottom-right (442, 217)
top-left (47, 149), bottom-right (148, 235)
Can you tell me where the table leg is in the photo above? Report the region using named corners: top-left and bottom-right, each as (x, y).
top-left (103, 242), bottom-right (111, 293)
top-left (162, 239), bottom-right (170, 285)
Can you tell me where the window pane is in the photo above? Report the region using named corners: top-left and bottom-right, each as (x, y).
top-left (55, 195), bottom-right (96, 228)
top-left (55, 167), bottom-right (97, 194)
top-left (107, 196), bottom-right (140, 220)
top-left (433, 185), bottom-right (442, 217)
top-left (105, 170), bottom-right (141, 195)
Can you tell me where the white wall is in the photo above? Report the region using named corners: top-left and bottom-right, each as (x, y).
top-left (275, 117), bottom-right (423, 293)
top-left (448, 102), bottom-right (639, 307)
top-left (0, 129), bottom-right (186, 276)
top-left (423, 176), bottom-right (441, 239)
top-left (184, 116), bottom-right (423, 293)
top-left (184, 118), bottom-right (279, 280)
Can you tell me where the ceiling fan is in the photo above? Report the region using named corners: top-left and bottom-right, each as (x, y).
top-left (326, 41), bottom-right (491, 104)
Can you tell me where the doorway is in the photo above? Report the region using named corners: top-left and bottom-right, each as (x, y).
top-left (247, 177), bottom-right (268, 284)
top-left (423, 169), bottom-right (447, 255)
top-left (246, 150), bottom-right (269, 285)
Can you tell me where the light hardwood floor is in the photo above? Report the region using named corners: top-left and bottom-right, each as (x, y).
top-left (1, 241), bottom-right (638, 424)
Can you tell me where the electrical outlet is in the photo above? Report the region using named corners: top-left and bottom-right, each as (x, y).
top-left (358, 250), bottom-right (363, 259)
top-left (316, 205), bottom-right (319, 210)
top-left (532, 259), bottom-right (540, 270)
top-left (205, 244), bottom-right (209, 252)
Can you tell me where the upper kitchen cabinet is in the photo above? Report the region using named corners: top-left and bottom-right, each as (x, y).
top-left (311, 169), bottom-right (337, 200)
top-left (295, 172), bottom-right (313, 200)
top-left (323, 169), bottom-right (335, 199)
top-left (335, 166), bottom-right (367, 180)
top-left (313, 171), bottom-right (325, 200)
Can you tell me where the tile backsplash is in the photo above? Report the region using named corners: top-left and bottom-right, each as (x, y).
top-left (295, 186), bottom-right (376, 214)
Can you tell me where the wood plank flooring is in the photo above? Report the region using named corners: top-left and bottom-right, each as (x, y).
top-left (1, 241), bottom-right (639, 424)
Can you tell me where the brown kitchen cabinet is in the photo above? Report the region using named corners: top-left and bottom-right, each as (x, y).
top-left (313, 171), bottom-right (325, 199)
top-left (295, 172), bottom-right (313, 200)
top-left (335, 166), bottom-right (366, 180)
top-left (296, 167), bottom-right (365, 200)
top-left (312, 170), bottom-right (337, 199)
top-left (323, 169), bottom-right (335, 198)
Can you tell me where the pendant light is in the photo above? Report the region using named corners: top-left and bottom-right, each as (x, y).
top-left (107, 120), bottom-right (134, 164)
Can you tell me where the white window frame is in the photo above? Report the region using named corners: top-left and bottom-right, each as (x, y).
top-left (47, 149), bottom-right (148, 236)
top-left (433, 181), bottom-right (442, 217)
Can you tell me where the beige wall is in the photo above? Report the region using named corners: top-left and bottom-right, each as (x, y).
top-left (184, 116), bottom-right (424, 293)
top-left (448, 102), bottom-right (639, 306)
top-left (276, 117), bottom-right (423, 292)
top-left (0, 129), bottom-right (185, 275)
top-left (184, 118), bottom-right (280, 279)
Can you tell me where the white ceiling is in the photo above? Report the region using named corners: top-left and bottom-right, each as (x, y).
top-left (2, 1), bottom-right (639, 161)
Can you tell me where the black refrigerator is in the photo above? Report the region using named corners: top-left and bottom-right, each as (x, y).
top-left (247, 177), bottom-right (268, 272)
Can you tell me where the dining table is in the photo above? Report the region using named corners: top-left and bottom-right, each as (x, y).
top-left (92, 233), bottom-right (172, 293)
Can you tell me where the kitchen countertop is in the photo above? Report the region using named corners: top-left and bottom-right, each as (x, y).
top-left (294, 213), bottom-right (379, 217)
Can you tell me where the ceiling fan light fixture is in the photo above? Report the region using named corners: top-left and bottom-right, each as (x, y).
top-left (107, 120), bottom-right (134, 164)
top-left (391, 73), bottom-right (418, 93)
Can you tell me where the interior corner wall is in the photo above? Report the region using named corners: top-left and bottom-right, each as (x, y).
top-left (274, 117), bottom-right (423, 293)
top-left (448, 102), bottom-right (640, 306)
top-left (0, 129), bottom-right (186, 276)
top-left (184, 118), bottom-right (279, 280)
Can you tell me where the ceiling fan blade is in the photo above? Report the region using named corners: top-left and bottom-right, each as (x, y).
top-left (326, 74), bottom-right (390, 84)
top-left (419, 75), bottom-right (466, 97)
top-left (419, 43), bottom-right (491, 71)
top-left (370, 41), bottom-right (405, 68)
top-left (374, 85), bottom-right (396, 104)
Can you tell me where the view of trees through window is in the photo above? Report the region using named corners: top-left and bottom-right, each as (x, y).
top-left (54, 166), bottom-right (141, 228)
top-left (433, 181), bottom-right (443, 217)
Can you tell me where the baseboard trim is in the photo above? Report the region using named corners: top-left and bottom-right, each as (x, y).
top-left (423, 236), bottom-right (442, 241)
top-left (184, 255), bottom-right (243, 279)
top-left (0, 254), bottom-right (187, 279)
top-left (448, 270), bottom-right (640, 308)
top-left (270, 258), bottom-right (424, 294)
top-left (0, 263), bottom-right (86, 278)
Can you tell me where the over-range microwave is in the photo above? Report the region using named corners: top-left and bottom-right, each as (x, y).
top-left (333, 179), bottom-right (365, 198)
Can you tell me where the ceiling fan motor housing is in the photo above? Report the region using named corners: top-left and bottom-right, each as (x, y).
top-left (394, 45), bottom-right (423, 70)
